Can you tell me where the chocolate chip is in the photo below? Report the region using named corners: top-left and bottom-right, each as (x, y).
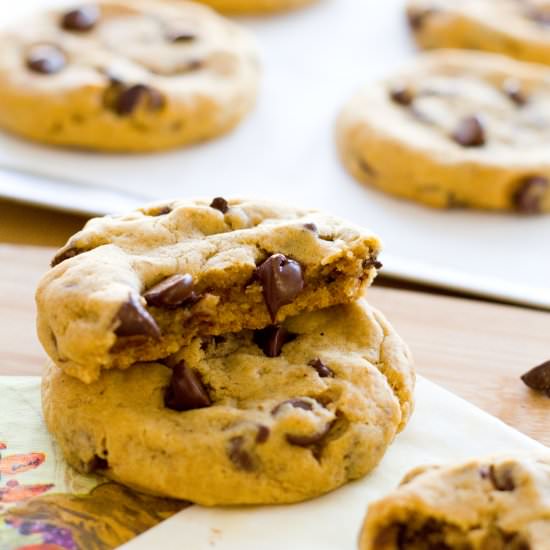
top-left (227, 436), bottom-right (254, 471)
top-left (362, 257), bottom-right (383, 270)
top-left (286, 422), bottom-right (332, 447)
top-left (26, 44), bottom-right (66, 75)
top-left (114, 294), bottom-right (161, 339)
top-left (303, 222), bottom-right (318, 233)
top-left (88, 455), bottom-right (109, 471)
top-left (512, 176), bottom-right (549, 214)
top-left (358, 158), bottom-right (377, 177)
top-left (164, 361), bottom-right (211, 412)
top-left (308, 359), bottom-right (334, 378)
top-left (452, 115), bottom-right (485, 147)
top-left (167, 29), bottom-right (196, 42)
top-left (253, 325), bottom-right (295, 358)
top-left (61, 5), bottom-right (100, 32)
top-left (256, 425), bottom-right (270, 444)
top-left (210, 197), bottom-right (229, 213)
top-left (390, 84), bottom-right (414, 106)
top-left (272, 398), bottom-right (313, 415)
top-left (144, 274), bottom-right (198, 309)
top-left (146, 205), bottom-right (172, 216)
top-left (502, 79), bottom-right (528, 107)
top-left (256, 254), bottom-right (304, 321)
top-left (483, 464), bottom-right (515, 492)
top-left (521, 360), bottom-right (550, 396)
top-left (407, 9), bottom-right (435, 31)
top-left (115, 84), bottom-right (165, 116)
top-left (50, 246), bottom-right (82, 267)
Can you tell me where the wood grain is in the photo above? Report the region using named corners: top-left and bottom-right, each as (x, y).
top-left (1, 244), bottom-right (549, 445)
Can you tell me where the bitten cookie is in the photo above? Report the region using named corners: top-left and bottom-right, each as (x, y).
top-left (42, 298), bottom-right (414, 506)
top-left (360, 453), bottom-right (550, 549)
top-left (194, 0), bottom-right (316, 14)
top-left (407, 0), bottom-right (550, 66)
top-left (36, 198), bottom-right (382, 383)
top-left (0, 1), bottom-right (259, 152)
top-left (337, 50), bottom-right (550, 213)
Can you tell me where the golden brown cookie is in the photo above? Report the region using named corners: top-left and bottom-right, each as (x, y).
top-left (0, 1), bottom-right (259, 152)
top-left (42, 298), bottom-right (414, 506)
top-left (337, 50), bottom-right (550, 213)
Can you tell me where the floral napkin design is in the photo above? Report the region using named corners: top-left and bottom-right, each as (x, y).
top-left (0, 377), bottom-right (185, 550)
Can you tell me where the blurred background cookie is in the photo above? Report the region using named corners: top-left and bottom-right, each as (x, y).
top-left (336, 50), bottom-right (550, 213)
top-left (407, 0), bottom-right (550, 66)
top-left (0, 0), bottom-right (259, 152)
top-left (193, 0), bottom-right (317, 14)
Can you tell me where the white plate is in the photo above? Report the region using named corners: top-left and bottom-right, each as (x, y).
top-left (1, 0), bottom-right (550, 308)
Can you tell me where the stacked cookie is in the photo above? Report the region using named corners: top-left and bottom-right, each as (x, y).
top-left (38, 198), bottom-right (415, 506)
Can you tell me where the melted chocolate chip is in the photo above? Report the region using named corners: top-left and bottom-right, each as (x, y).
top-left (144, 274), bottom-right (198, 308)
top-left (256, 254), bottom-right (304, 321)
top-left (308, 359), bottom-right (334, 378)
top-left (303, 222), bottom-right (318, 233)
top-left (512, 176), bottom-right (549, 214)
top-left (146, 205), bottom-right (172, 216)
top-left (286, 422), bottom-right (332, 447)
top-left (167, 29), bottom-right (196, 42)
top-left (272, 398), bottom-right (313, 415)
top-left (210, 197), bottom-right (229, 213)
top-left (485, 464), bottom-right (515, 492)
top-left (164, 361), bottom-right (211, 412)
top-left (362, 257), bottom-right (383, 270)
top-left (26, 45), bottom-right (66, 75)
top-left (256, 425), bottom-right (270, 444)
top-left (88, 455), bottom-right (109, 471)
top-left (390, 84), bottom-right (414, 106)
top-left (502, 79), bottom-right (528, 107)
top-left (521, 360), bottom-right (550, 396)
top-left (407, 8), bottom-right (436, 31)
top-left (253, 325), bottom-right (295, 358)
top-left (61, 5), bottom-right (100, 32)
top-left (114, 294), bottom-right (161, 339)
top-left (452, 115), bottom-right (485, 147)
top-left (227, 436), bottom-right (254, 471)
top-left (50, 246), bottom-right (82, 267)
top-left (115, 84), bottom-right (164, 116)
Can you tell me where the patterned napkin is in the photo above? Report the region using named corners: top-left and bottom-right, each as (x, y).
top-left (0, 377), bottom-right (185, 550)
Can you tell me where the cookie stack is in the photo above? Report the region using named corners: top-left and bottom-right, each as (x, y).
top-left (38, 198), bottom-right (415, 505)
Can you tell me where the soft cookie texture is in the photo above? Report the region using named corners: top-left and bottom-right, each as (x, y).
top-left (42, 298), bottom-right (414, 506)
top-left (360, 453), bottom-right (550, 549)
top-left (407, 0), bottom-right (550, 66)
top-left (194, 0), bottom-right (316, 14)
top-left (337, 50), bottom-right (550, 213)
top-left (36, 198), bottom-right (382, 383)
top-left (0, 0), bottom-right (259, 152)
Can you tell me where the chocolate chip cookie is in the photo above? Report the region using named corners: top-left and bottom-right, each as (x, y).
top-left (408, 0), bottom-right (550, 66)
top-left (42, 298), bottom-right (414, 505)
top-left (360, 453), bottom-right (550, 549)
top-left (36, 198), bottom-right (382, 383)
top-left (337, 50), bottom-right (550, 212)
top-left (0, 1), bottom-right (259, 152)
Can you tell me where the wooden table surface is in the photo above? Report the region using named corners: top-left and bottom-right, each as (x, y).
top-left (2, 243), bottom-right (549, 445)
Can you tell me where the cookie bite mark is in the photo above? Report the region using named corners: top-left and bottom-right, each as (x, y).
top-left (114, 294), bottom-right (161, 339)
top-left (26, 44), bottom-right (66, 75)
top-left (254, 325), bottom-right (296, 358)
top-left (164, 361), bottom-right (211, 412)
top-left (144, 274), bottom-right (199, 309)
top-left (512, 176), bottom-right (549, 214)
top-left (256, 254), bottom-right (304, 321)
top-left (452, 115), bottom-right (486, 147)
top-left (61, 5), bottom-right (100, 32)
